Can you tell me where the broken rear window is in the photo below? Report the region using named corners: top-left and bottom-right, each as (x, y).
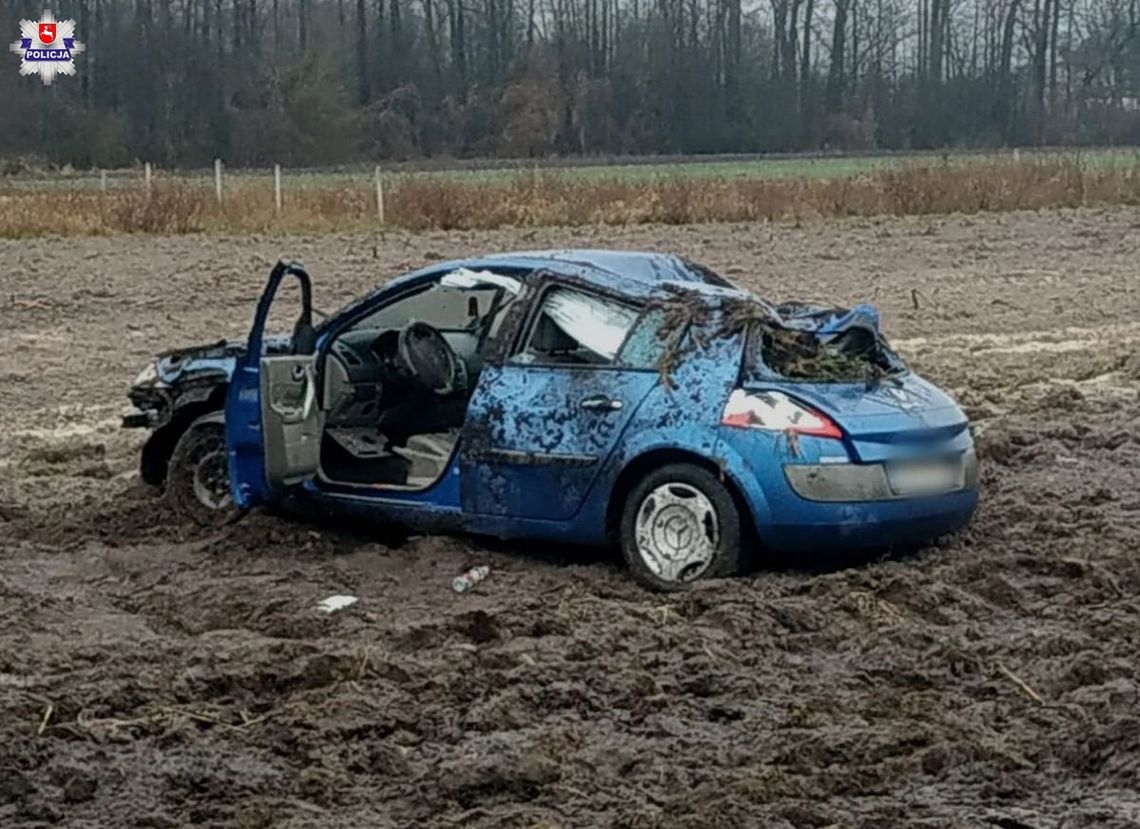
top-left (742, 303), bottom-right (907, 382)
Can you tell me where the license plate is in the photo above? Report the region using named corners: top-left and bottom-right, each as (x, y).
top-left (887, 458), bottom-right (964, 496)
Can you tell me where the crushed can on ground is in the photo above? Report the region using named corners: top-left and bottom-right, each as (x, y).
top-left (452, 565), bottom-right (491, 593)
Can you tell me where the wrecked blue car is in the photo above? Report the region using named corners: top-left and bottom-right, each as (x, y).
top-left (124, 251), bottom-right (978, 590)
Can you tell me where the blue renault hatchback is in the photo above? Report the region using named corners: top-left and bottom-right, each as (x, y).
top-left (124, 251), bottom-right (979, 590)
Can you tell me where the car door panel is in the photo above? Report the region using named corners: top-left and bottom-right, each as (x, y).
top-left (260, 356), bottom-right (323, 488)
top-left (460, 364), bottom-right (658, 520)
top-left (225, 261), bottom-right (318, 508)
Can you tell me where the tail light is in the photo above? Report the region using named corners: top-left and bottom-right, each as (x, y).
top-left (721, 389), bottom-right (843, 439)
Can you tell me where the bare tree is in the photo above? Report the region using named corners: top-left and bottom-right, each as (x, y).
top-left (4, 0), bottom-right (1140, 166)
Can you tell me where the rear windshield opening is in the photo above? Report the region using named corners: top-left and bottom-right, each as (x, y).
top-left (744, 321), bottom-right (906, 383)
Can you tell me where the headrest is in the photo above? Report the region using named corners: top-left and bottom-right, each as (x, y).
top-left (530, 314), bottom-right (579, 353)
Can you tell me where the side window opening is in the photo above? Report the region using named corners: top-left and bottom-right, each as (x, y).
top-left (264, 279), bottom-right (307, 338)
top-left (352, 282), bottom-right (499, 333)
top-left (514, 287), bottom-right (638, 366)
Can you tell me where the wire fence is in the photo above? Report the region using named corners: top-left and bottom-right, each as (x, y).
top-left (3, 163), bottom-right (389, 193)
top-left (6, 145), bottom-right (1140, 197)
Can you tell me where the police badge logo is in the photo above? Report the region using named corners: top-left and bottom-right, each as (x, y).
top-left (9, 10), bottom-right (85, 85)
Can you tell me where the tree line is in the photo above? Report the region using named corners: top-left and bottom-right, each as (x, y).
top-left (1, 0), bottom-right (1138, 168)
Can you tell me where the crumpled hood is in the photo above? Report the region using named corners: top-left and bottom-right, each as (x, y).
top-left (154, 339), bottom-right (247, 385)
top-left (141, 334), bottom-right (293, 388)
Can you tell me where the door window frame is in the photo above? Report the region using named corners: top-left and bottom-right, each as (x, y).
top-left (506, 282), bottom-right (664, 374)
top-left (315, 266), bottom-right (526, 397)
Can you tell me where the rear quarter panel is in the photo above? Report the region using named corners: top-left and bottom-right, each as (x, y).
top-left (566, 326), bottom-right (773, 542)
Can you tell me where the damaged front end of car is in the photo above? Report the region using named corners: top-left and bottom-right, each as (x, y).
top-left (123, 335), bottom-right (292, 486)
top-left (125, 340), bottom-right (240, 427)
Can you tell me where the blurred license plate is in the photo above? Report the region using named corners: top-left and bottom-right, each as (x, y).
top-left (887, 458), bottom-right (964, 496)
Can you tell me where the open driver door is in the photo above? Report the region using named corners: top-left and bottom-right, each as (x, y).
top-left (225, 261), bottom-right (324, 509)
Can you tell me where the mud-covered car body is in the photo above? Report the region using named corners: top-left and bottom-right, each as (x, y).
top-left (125, 251), bottom-right (978, 586)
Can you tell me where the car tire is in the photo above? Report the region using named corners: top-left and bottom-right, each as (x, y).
top-left (619, 463), bottom-right (745, 592)
top-left (164, 414), bottom-right (238, 528)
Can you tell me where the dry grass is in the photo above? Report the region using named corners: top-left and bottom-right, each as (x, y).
top-left (2, 158), bottom-right (1139, 238)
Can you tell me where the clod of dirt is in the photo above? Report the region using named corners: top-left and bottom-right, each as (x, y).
top-left (77, 462), bottom-right (115, 480)
top-left (60, 770), bottom-right (99, 804)
top-left (17, 799), bottom-right (61, 824)
top-left (23, 441), bottom-right (106, 466)
top-left (0, 501), bottom-right (27, 523)
top-left (0, 768), bottom-right (35, 803)
top-left (437, 750), bottom-right (561, 806)
top-left (1118, 349), bottom-right (1140, 380)
top-left (975, 425), bottom-right (1038, 466)
top-left (452, 610), bottom-right (500, 644)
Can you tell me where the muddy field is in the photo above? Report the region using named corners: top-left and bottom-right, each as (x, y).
top-left (1, 209), bottom-right (1139, 828)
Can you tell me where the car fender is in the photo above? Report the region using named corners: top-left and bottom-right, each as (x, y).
top-left (188, 409), bottom-right (225, 426)
top-left (578, 327), bottom-right (767, 540)
top-left (588, 427), bottom-right (775, 541)
top-left (134, 358), bottom-right (234, 487)
top-left (138, 396), bottom-right (227, 487)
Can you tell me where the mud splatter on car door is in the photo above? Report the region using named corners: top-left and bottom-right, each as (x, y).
top-left (461, 365), bottom-right (658, 519)
top-left (459, 286), bottom-right (659, 521)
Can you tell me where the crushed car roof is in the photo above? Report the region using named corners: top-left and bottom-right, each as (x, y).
top-left (486, 250), bottom-right (721, 285)
top-left (405, 249), bottom-right (748, 301)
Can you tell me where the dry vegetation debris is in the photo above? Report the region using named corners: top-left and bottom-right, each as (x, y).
top-left (3, 158), bottom-right (1140, 237)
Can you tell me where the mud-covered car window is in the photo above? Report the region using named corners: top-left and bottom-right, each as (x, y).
top-left (615, 309), bottom-right (670, 369)
top-left (514, 287), bottom-right (637, 366)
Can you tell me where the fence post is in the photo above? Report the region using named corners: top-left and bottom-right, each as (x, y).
top-left (144, 162), bottom-right (152, 196)
top-left (274, 164), bottom-right (282, 213)
top-left (100, 170), bottom-right (107, 192)
top-left (214, 158), bottom-right (224, 205)
top-left (1013, 148), bottom-right (1021, 163)
top-left (375, 165), bottom-right (385, 224)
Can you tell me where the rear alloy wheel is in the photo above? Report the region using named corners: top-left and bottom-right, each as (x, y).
top-left (620, 463), bottom-right (744, 591)
top-left (165, 415), bottom-right (237, 527)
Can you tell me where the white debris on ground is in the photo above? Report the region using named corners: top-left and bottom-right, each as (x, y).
top-left (317, 595), bottom-right (359, 614)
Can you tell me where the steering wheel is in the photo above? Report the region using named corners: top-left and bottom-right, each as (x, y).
top-left (397, 321), bottom-right (464, 395)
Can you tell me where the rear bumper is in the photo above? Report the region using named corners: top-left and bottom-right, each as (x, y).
top-left (760, 486), bottom-right (979, 553)
top-left (717, 426), bottom-right (980, 555)
top-left (784, 449), bottom-right (978, 502)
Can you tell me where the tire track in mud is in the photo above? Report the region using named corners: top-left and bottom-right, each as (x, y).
top-left (2, 212), bottom-right (1140, 828)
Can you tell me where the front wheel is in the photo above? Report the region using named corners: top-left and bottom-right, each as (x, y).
top-left (619, 463), bottom-right (745, 591)
top-left (164, 414), bottom-right (238, 528)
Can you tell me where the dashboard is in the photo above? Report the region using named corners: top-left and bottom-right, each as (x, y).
top-left (322, 327), bottom-right (482, 425)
